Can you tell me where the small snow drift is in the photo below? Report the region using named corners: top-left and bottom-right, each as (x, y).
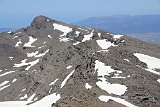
top-left (24, 36), bottom-right (37, 47)
top-left (85, 83), bottom-right (92, 89)
top-left (61, 70), bottom-right (75, 88)
top-left (96, 39), bottom-right (115, 50)
top-left (82, 30), bottom-right (94, 42)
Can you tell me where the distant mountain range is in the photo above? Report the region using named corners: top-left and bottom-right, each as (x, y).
top-left (0, 28), bottom-right (15, 32)
top-left (75, 15), bottom-right (160, 43)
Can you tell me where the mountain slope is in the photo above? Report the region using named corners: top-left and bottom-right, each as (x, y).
top-left (0, 15), bottom-right (160, 107)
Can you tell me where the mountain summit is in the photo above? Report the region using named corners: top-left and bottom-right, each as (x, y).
top-left (0, 16), bottom-right (160, 107)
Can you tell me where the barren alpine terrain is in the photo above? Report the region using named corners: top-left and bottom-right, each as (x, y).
top-left (0, 16), bottom-right (160, 107)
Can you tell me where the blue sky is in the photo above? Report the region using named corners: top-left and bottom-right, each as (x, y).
top-left (0, 0), bottom-right (160, 28)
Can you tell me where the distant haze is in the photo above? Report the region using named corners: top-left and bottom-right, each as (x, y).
top-left (0, 0), bottom-right (160, 28)
top-left (75, 15), bottom-right (160, 43)
top-left (76, 15), bottom-right (160, 34)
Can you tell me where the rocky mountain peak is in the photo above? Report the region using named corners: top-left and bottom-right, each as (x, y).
top-left (32, 15), bottom-right (52, 24)
top-left (0, 16), bottom-right (160, 107)
top-left (30, 15), bottom-right (54, 30)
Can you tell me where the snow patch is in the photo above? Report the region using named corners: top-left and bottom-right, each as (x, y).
top-left (53, 23), bottom-right (72, 42)
top-left (134, 53), bottom-right (160, 69)
top-left (14, 32), bottom-right (21, 35)
top-left (98, 95), bottom-right (137, 107)
top-left (9, 57), bottom-right (13, 60)
top-left (24, 36), bottom-right (37, 47)
top-left (27, 51), bottom-right (39, 57)
top-left (12, 79), bottom-right (17, 83)
top-left (95, 61), bottom-right (112, 75)
top-left (48, 35), bottom-right (52, 38)
top-left (127, 75), bottom-right (131, 78)
top-left (38, 45), bottom-right (46, 49)
top-left (134, 53), bottom-right (160, 75)
top-left (75, 31), bottom-right (80, 37)
top-left (96, 39), bottom-right (115, 49)
top-left (12, 36), bottom-right (19, 39)
top-left (96, 78), bottom-right (127, 95)
top-left (35, 49), bottom-right (49, 58)
top-left (78, 27), bottom-right (88, 32)
top-left (95, 60), bottom-right (127, 96)
top-left (7, 31), bottom-right (12, 34)
top-left (157, 79), bottom-right (160, 83)
top-left (49, 79), bottom-right (58, 86)
top-left (61, 70), bottom-right (75, 88)
top-left (98, 33), bottom-right (101, 37)
top-left (111, 76), bottom-right (126, 79)
top-left (60, 38), bottom-right (70, 42)
top-left (0, 81), bottom-right (9, 87)
top-left (15, 39), bottom-right (22, 47)
top-left (95, 60), bottom-right (121, 76)
top-left (28, 94), bottom-right (36, 102)
top-left (21, 88), bottom-right (26, 92)
top-left (82, 30), bottom-right (94, 42)
top-left (113, 34), bottom-right (123, 39)
top-left (85, 83), bottom-right (92, 89)
top-left (121, 40), bottom-right (125, 42)
top-left (0, 93), bottom-right (60, 107)
top-left (29, 93), bottom-right (61, 107)
top-left (0, 71), bottom-right (15, 77)
top-left (20, 94), bottom-right (28, 100)
top-left (0, 85), bottom-right (10, 91)
top-left (73, 41), bottom-right (81, 45)
top-left (14, 59), bottom-right (39, 70)
top-left (124, 59), bottom-right (129, 62)
top-left (66, 65), bottom-right (72, 69)
top-left (145, 69), bottom-right (160, 75)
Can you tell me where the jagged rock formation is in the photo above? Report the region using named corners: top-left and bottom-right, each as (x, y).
top-left (0, 15), bottom-right (160, 107)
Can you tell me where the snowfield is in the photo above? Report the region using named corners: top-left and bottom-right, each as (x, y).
top-left (98, 95), bottom-right (137, 107)
top-left (0, 93), bottom-right (61, 107)
top-left (96, 39), bottom-right (115, 49)
top-left (53, 23), bottom-right (72, 42)
top-left (95, 60), bottom-right (127, 96)
top-left (134, 53), bottom-right (160, 75)
top-left (96, 78), bottom-right (127, 96)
